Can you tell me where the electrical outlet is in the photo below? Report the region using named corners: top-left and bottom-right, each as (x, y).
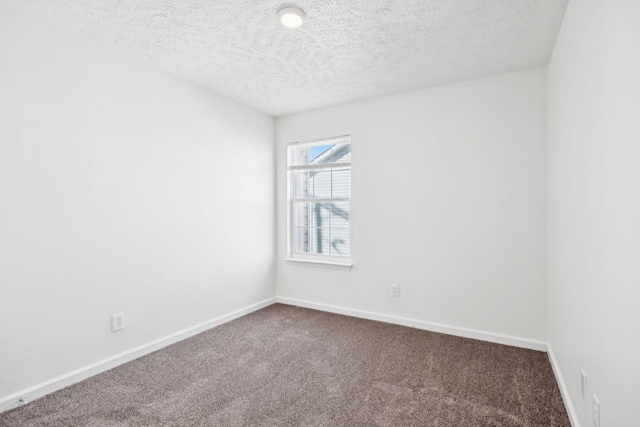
top-left (581, 370), bottom-right (587, 399)
top-left (111, 313), bottom-right (124, 332)
top-left (390, 283), bottom-right (399, 297)
top-left (592, 395), bottom-right (600, 427)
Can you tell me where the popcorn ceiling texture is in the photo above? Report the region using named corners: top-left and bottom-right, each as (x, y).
top-left (1, 0), bottom-right (568, 115)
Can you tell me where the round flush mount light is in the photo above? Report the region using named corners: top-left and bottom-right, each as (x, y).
top-left (278, 7), bottom-right (306, 28)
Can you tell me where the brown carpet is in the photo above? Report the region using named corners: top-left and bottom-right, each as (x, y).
top-left (0, 304), bottom-right (570, 426)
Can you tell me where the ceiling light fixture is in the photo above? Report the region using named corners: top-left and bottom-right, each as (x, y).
top-left (278, 7), bottom-right (306, 28)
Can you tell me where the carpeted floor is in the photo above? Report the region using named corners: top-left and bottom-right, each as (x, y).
top-left (0, 304), bottom-right (570, 426)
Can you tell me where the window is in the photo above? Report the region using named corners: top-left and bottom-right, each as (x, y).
top-left (287, 136), bottom-right (351, 268)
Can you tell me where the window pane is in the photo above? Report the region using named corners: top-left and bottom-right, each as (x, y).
top-left (294, 203), bottom-right (331, 228)
top-left (331, 143), bottom-right (351, 163)
top-left (309, 202), bottom-right (330, 228)
top-left (330, 228), bottom-right (350, 257)
top-left (331, 168), bottom-right (351, 198)
top-left (295, 227), bottom-right (310, 254)
top-left (314, 228), bottom-right (331, 255)
top-left (291, 146), bottom-right (311, 166)
top-left (296, 169), bottom-right (332, 199)
top-left (291, 142), bottom-right (350, 167)
top-left (309, 169), bottom-right (331, 198)
top-left (291, 144), bottom-right (332, 166)
top-left (295, 227), bottom-right (332, 255)
top-left (330, 202), bottom-right (349, 230)
top-left (295, 169), bottom-right (351, 199)
top-left (294, 202), bottom-right (311, 228)
top-left (294, 172), bottom-right (309, 199)
top-left (309, 145), bottom-right (333, 164)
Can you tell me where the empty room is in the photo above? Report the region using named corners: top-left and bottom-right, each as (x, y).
top-left (1, 1), bottom-right (638, 426)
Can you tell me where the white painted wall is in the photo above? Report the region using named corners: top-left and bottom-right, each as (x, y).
top-left (547, 0), bottom-right (640, 425)
top-left (0, 6), bottom-right (275, 403)
top-left (276, 68), bottom-right (548, 343)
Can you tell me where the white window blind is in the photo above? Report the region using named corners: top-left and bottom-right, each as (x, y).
top-left (288, 136), bottom-right (351, 263)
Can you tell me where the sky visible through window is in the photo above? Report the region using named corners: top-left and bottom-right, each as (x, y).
top-left (309, 145), bottom-right (331, 163)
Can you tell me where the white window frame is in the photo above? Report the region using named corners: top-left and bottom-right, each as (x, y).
top-left (286, 135), bottom-right (352, 270)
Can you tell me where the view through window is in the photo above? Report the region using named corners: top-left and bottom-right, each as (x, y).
top-left (288, 136), bottom-right (351, 262)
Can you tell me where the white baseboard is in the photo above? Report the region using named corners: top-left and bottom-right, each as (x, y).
top-left (2, 296), bottom-right (562, 418)
top-left (547, 344), bottom-right (580, 427)
top-left (0, 297), bottom-right (277, 414)
top-left (276, 296), bottom-right (548, 351)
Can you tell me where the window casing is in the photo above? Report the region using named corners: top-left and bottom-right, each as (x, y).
top-left (287, 136), bottom-right (351, 267)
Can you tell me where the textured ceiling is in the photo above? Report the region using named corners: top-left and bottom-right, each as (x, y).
top-left (2, 0), bottom-right (568, 116)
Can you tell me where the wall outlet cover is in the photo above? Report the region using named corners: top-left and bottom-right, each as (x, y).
top-left (111, 313), bottom-right (124, 332)
top-left (390, 283), bottom-right (399, 297)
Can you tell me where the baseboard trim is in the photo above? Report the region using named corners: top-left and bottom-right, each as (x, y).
top-left (276, 296), bottom-right (547, 352)
top-left (547, 344), bottom-right (580, 427)
top-left (0, 297), bottom-right (277, 414)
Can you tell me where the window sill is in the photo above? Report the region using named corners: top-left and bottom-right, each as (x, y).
top-left (285, 258), bottom-right (353, 271)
